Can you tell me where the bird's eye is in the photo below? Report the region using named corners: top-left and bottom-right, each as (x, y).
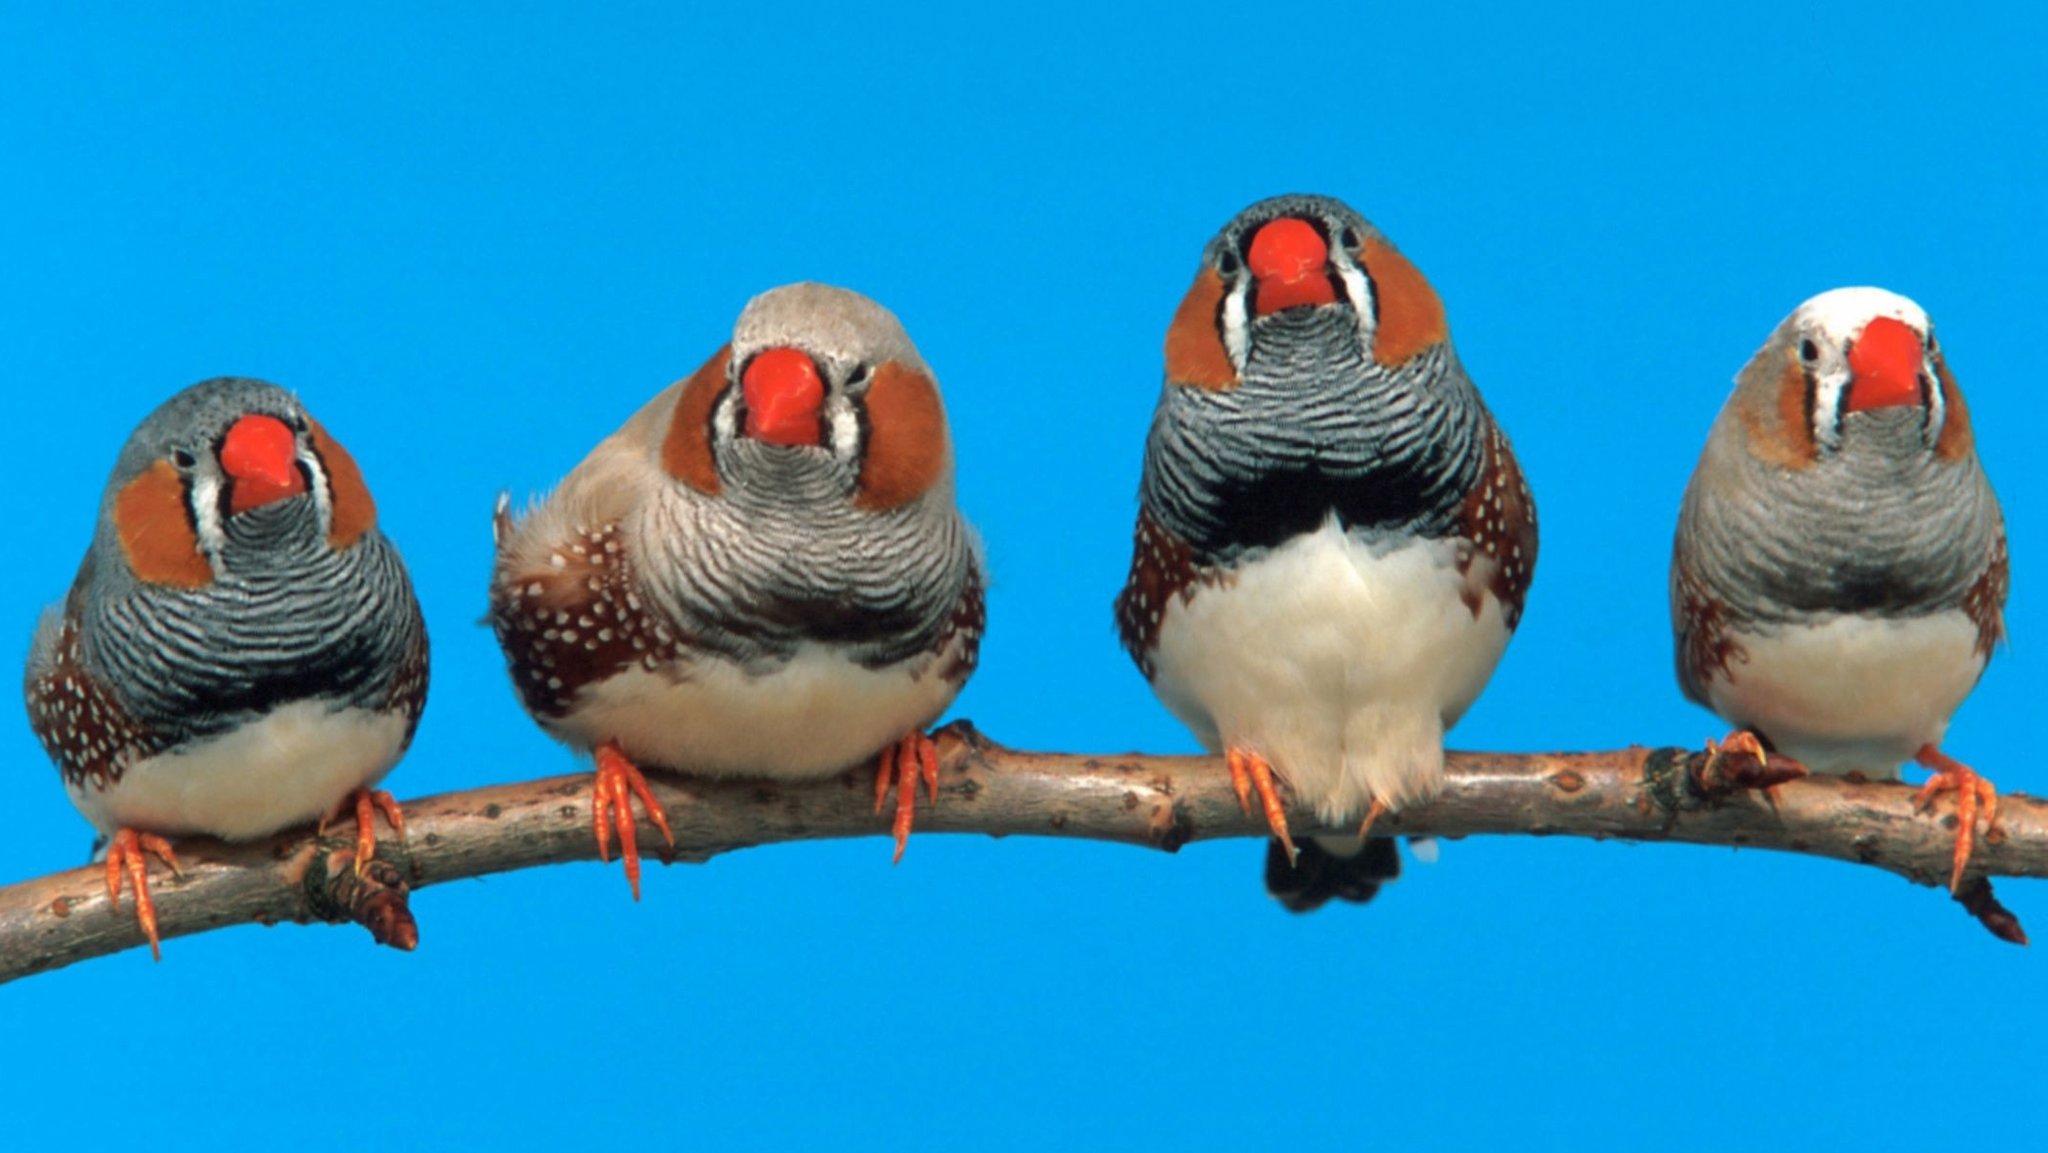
top-left (1216, 249), bottom-right (1241, 277)
top-left (172, 448), bottom-right (197, 469)
top-left (1338, 226), bottom-right (1362, 250)
top-left (846, 364), bottom-right (873, 390)
top-left (1798, 338), bottom-right (1820, 364)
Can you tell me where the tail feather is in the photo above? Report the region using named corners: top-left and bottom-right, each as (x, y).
top-left (1265, 835), bottom-right (1401, 914)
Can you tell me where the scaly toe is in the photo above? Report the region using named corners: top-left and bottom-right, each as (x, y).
top-left (1229, 748), bottom-right (1295, 864)
top-left (877, 731), bottom-right (940, 864)
top-left (104, 829), bottom-right (180, 962)
top-left (593, 741), bottom-right (670, 901)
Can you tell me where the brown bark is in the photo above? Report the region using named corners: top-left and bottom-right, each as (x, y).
top-left (1, 721), bottom-right (2038, 983)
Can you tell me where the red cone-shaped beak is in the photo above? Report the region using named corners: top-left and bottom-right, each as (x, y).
top-left (1247, 217), bottom-right (1338, 315)
top-left (220, 414), bottom-right (307, 513)
top-left (741, 348), bottom-right (826, 447)
top-left (1845, 315), bottom-right (1926, 413)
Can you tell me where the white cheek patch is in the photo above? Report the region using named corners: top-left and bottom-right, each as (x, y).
top-left (1923, 357), bottom-right (1946, 445)
top-left (300, 444), bottom-right (334, 535)
top-left (1220, 281), bottom-right (1251, 371)
top-left (1335, 259), bottom-right (1375, 351)
top-left (827, 396), bottom-right (862, 460)
top-left (711, 387), bottom-right (741, 444)
top-left (1811, 364), bottom-right (1850, 453)
top-left (188, 471), bottom-right (228, 560)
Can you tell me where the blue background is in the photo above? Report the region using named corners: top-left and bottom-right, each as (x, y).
top-left (2, 4), bottom-right (2041, 1148)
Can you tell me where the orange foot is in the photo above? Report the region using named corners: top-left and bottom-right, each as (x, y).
top-left (105, 828), bottom-right (181, 961)
top-left (1356, 797), bottom-right (1391, 839)
top-left (874, 730), bottom-right (940, 865)
top-left (1227, 747), bottom-right (1296, 864)
top-left (593, 740), bottom-right (675, 901)
top-left (320, 787), bottom-right (409, 875)
top-left (1913, 745), bottom-right (2000, 894)
top-left (1698, 730), bottom-right (1806, 801)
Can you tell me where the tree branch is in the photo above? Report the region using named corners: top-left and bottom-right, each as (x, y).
top-left (2, 720), bottom-right (2039, 982)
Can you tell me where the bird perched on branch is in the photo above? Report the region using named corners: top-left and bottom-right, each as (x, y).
top-left (489, 282), bottom-right (984, 897)
top-left (25, 377), bottom-right (429, 958)
top-left (1116, 194), bottom-right (1537, 912)
top-left (1672, 287), bottom-right (2008, 894)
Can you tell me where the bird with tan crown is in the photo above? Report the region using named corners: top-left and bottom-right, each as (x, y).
top-left (489, 283), bottom-right (984, 897)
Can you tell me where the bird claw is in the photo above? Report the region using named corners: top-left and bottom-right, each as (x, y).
top-left (321, 787), bottom-right (409, 876)
top-left (593, 741), bottom-right (674, 901)
top-left (1226, 747), bottom-right (1296, 863)
top-left (104, 828), bottom-right (181, 961)
top-left (1695, 731), bottom-right (1806, 802)
top-left (874, 730), bottom-right (941, 864)
top-left (1912, 745), bottom-right (2000, 895)
top-left (1356, 797), bottom-right (1390, 840)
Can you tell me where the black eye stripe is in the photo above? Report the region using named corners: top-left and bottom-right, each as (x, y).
top-left (301, 434), bottom-right (333, 489)
top-left (1802, 364), bottom-right (1818, 443)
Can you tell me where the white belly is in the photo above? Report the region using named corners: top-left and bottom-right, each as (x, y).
top-left (1150, 522), bottom-right (1512, 820)
top-left (552, 642), bottom-right (966, 780)
top-left (68, 701), bottom-right (410, 841)
top-left (1707, 610), bottom-right (1984, 776)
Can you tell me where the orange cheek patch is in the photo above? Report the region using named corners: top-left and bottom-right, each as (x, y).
top-left (1359, 238), bottom-right (1448, 368)
top-left (1163, 270), bottom-right (1238, 390)
top-left (855, 361), bottom-right (947, 511)
top-left (661, 345), bottom-right (730, 496)
top-left (1934, 354), bottom-right (1975, 462)
top-left (309, 421), bottom-right (377, 550)
top-left (114, 460), bottom-right (211, 588)
top-left (1736, 356), bottom-right (1818, 473)
top-left (1738, 354), bottom-right (1817, 471)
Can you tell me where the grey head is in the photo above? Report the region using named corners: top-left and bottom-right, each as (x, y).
top-left (1146, 195), bottom-right (1488, 561)
top-left (58, 375), bottom-right (421, 735)
top-left (1169, 192), bottom-right (1459, 385)
top-left (88, 375), bottom-right (374, 596)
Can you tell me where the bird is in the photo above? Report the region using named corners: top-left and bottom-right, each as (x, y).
top-left (1671, 286), bottom-right (2008, 895)
top-left (1115, 194), bottom-right (1537, 912)
top-left (488, 282), bottom-right (984, 898)
top-left (25, 377), bottom-right (429, 958)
